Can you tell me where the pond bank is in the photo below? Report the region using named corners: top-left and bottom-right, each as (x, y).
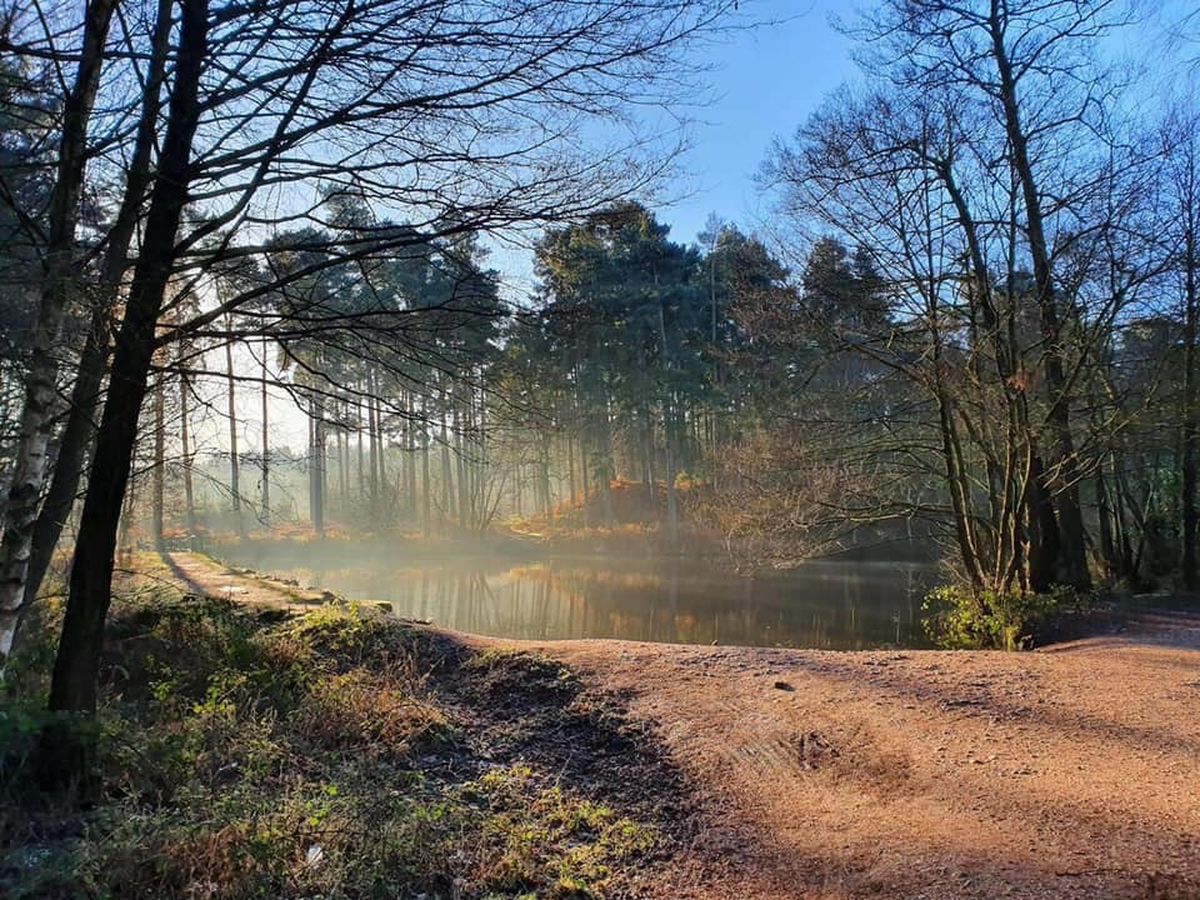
top-left (112, 554), bottom-right (1200, 896)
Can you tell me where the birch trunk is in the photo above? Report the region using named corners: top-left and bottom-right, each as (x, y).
top-left (0, 0), bottom-right (118, 674)
top-left (45, 0), bottom-right (209, 787)
top-left (21, 0), bottom-right (173, 613)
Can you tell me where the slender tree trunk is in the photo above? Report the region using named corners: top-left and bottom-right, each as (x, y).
top-left (180, 367), bottom-right (196, 534)
top-left (307, 415), bottom-right (315, 525)
top-left (310, 397), bottom-right (325, 536)
top-left (421, 422), bottom-right (431, 537)
top-left (643, 410), bottom-right (655, 505)
top-left (0, 0), bottom-right (118, 674)
top-left (567, 434), bottom-right (576, 507)
top-left (375, 393), bottom-right (388, 506)
top-left (710, 236), bottom-right (720, 478)
top-left (541, 449), bottom-right (552, 518)
top-left (152, 371), bottom-right (165, 549)
top-left (356, 416), bottom-right (365, 502)
top-left (515, 462), bottom-right (524, 517)
top-left (598, 391), bottom-right (615, 525)
top-left (368, 384), bottom-right (379, 510)
top-left (319, 405), bottom-right (328, 518)
top-left (580, 441), bottom-right (591, 525)
top-left (1094, 463), bottom-right (1117, 581)
top-left (21, 0), bottom-right (174, 613)
top-left (225, 334), bottom-right (242, 534)
top-left (658, 298), bottom-right (679, 545)
top-left (339, 428), bottom-right (349, 510)
top-left (456, 405), bottom-right (469, 528)
top-left (406, 393), bottom-right (417, 520)
top-left (440, 403), bottom-right (451, 528)
top-left (44, 0), bottom-right (208, 787)
top-left (261, 340), bottom-right (270, 523)
top-left (1183, 205), bottom-right (1199, 591)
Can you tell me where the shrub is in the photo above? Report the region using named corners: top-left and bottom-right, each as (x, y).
top-left (921, 583), bottom-right (1081, 650)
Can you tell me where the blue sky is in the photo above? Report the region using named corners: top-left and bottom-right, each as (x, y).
top-left (661, 0), bottom-right (856, 246)
top-left (491, 0), bottom-right (858, 298)
top-left (489, 0), bottom-right (1198, 299)
top-left (654, 0), bottom-right (1200, 248)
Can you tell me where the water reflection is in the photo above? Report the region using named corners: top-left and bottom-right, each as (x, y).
top-left (213, 544), bottom-right (935, 650)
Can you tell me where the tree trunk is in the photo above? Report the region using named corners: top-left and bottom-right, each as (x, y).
top-left (356, 414), bottom-right (365, 502)
top-left (310, 396), bottom-right (325, 536)
top-left (598, 391), bottom-right (615, 525)
top-left (658, 299), bottom-right (678, 545)
top-left (261, 340), bottom-right (270, 523)
top-left (515, 462), bottom-right (524, 517)
top-left (456, 405), bottom-right (469, 528)
top-left (21, 313), bottom-right (110, 606)
top-left (1183, 203), bottom-right (1199, 591)
top-left (225, 334), bottom-right (243, 534)
top-left (44, 0), bottom-right (208, 788)
top-left (152, 371), bottom-right (165, 549)
top-left (368, 380), bottom-right (379, 510)
top-left (1025, 455), bottom-right (1061, 593)
top-left (989, 11), bottom-right (1088, 589)
top-left (405, 393), bottom-right (418, 520)
top-left (440, 402), bottom-right (451, 528)
top-left (339, 427), bottom-right (349, 511)
top-left (567, 433), bottom-right (576, 507)
top-left (375, 393), bottom-right (388, 506)
top-left (19, 0), bottom-right (174, 615)
top-left (421, 419), bottom-right (431, 537)
top-left (180, 366), bottom-right (196, 534)
top-left (0, 0), bottom-right (118, 674)
top-left (580, 441), bottom-right (591, 525)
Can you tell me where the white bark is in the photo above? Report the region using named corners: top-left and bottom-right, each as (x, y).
top-left (0, 0), bottom-right (118, 676)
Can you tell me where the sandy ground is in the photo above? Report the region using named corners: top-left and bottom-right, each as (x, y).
top-left (132, 550), bottom-right (335, 606)
top-left (159, 552), bottom-right (1200, 899)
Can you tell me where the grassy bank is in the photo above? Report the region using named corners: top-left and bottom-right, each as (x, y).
top-left (0, 587), bottom-right (696, 898)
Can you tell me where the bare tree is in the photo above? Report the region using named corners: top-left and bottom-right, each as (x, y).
top-left (0, 0), bottom-right (117, 675)
top-left (762, 0), bottom-right (1146, 593)
top-left (17, 0), bottom-right (741, 783)
top-left (1161, 107), bottom-right (1200, 590)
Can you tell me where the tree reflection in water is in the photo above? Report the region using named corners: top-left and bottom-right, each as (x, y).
top-left (215, 544), bottom-right (935, 650)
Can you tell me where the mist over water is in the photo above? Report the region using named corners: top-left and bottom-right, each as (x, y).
top-left (211, 542), bottom-right (935, 650)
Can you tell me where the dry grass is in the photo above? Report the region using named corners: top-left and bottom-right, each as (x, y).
top-left (0, 591), bottom-right (673, 899)
top-left (292, 667), bottom-right (449, 758)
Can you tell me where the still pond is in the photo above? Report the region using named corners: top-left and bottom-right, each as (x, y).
top-left (212, 542), bottom-right (936, 650)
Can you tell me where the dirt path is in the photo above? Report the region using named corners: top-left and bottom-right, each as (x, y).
top-left (142, 550), bottom-right (336, 607)
top-left (155, 552), bottom-right (1200, 899)
top-left (534, 627), bottom-right (1200, 899)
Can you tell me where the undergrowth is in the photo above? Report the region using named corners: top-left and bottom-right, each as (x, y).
top-left (0, 592), bottom-right (662, 898)
top-left (921, 583), bottom-right (1091, 650)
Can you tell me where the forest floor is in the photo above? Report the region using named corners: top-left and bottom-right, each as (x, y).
top-left (64, 552), bottom-right (1200, 898)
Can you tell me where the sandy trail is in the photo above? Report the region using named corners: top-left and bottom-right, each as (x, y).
top-left (140, 550), bottom-right (333, 606)
top-left (159, 551), bottom-right (1200, 899)
top-left (535, 624), bottom-right (1200, 899)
